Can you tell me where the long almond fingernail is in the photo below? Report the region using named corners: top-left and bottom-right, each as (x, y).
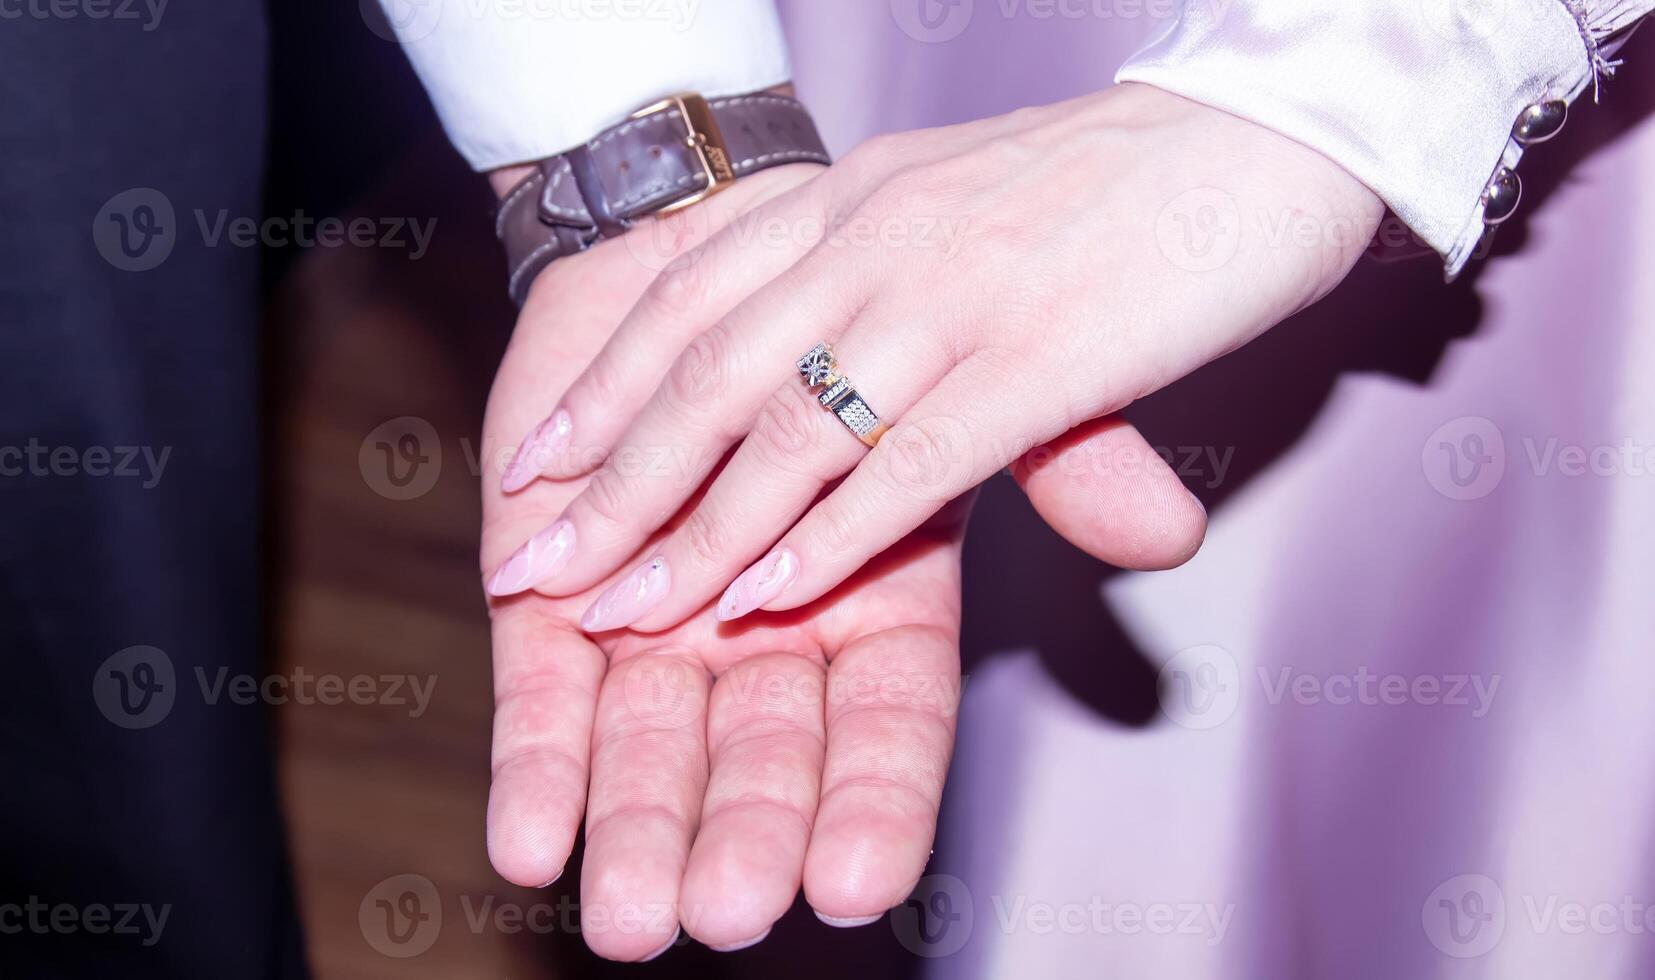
top-left (580, 556), bottom-right (671, 632)
top-left (501, 409), bottom-right (572, 493)
top-left (717, 548), bottom-right (799, 622)
top-left (486, 520), bottom-right (576, 596)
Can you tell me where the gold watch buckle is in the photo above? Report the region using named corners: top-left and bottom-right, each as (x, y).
top-left (630, 92), bottom-right (737, 215)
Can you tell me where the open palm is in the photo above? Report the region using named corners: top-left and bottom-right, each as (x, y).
top-left (480, 176), bottom-right (963, 959)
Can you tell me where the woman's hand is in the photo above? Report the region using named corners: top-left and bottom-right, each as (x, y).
top-left (479, 161), bottom-right (1209, 960)
top-left (486, 236), bottom-right (967, 961)
top-left (490, 83), bottom-right (1380, 633)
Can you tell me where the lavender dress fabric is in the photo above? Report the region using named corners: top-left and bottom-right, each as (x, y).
top-left (780, 4), bottom-right (1655, 977)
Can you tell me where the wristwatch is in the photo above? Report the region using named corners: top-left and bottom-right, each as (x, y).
top-left (494, 91), bottom-right (831, 306)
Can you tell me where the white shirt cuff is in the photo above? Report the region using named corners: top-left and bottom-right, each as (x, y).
top-left (1117, 1), bottom-right (1652, 277)
top-left (378, 0), bottom-right (792, 171)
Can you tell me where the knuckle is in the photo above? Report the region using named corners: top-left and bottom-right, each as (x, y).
top-left (990, 269), bottom-right (1066, 335)
top-left (953, 224), bottom-right (1029, 284)
top-left (663, 326), bottom-right (733, 415)
top-left (579, 469), bottom-right (631, 530)
top-left (861, 167), bottom-right (947, 225)
top-left (648, 249), bottom-right (718, 317)
top-left (677, 508), bottom-right (726, 570)
top-left (872, 416), bottom-right (972, 501)
top-left (577, 355), bottom-right (629, 414)
top-left (805, 500), bottom-right (860, 557)
top-left (839, 133), bottom-right (903, 178)
top-left (749, 387), bottom-right (821, 471)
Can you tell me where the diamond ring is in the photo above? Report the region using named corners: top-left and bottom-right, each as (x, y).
top-left (796, 342), bottom-right (888, 448)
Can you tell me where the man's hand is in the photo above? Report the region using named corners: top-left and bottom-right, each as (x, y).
top-left (487, 83), bottom-right (1379, 633)
top-left (478, 160), bottom-right (1207, 960)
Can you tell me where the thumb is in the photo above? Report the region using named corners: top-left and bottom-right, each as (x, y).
top-left (1010, 416), bottom-right (1207, 571)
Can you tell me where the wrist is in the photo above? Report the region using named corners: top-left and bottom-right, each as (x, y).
top-left (1114, 83), bottom-right (1382, 311)
top-left (493, 84), bottom-right (825, 307)
top-left (488, 164), bottom-right (536, 201)
top-left (488, 83), bottom-right (799, 201)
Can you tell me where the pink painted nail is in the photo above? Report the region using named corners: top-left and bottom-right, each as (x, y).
top-left (580, 556), bottom-right (671, 632)
top-left (486, 520), bottom-right (576, 597)
top-left (717, 548), bottom-right (799, 622)
top-left (501, 408), bottom-right (572, 493)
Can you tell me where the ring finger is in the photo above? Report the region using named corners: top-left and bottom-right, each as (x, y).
top-left (601, 312), bottom-right (956, 632)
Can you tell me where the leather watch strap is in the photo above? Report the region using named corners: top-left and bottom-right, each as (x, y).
top-left (495, 92), bottom-right (831, 306)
